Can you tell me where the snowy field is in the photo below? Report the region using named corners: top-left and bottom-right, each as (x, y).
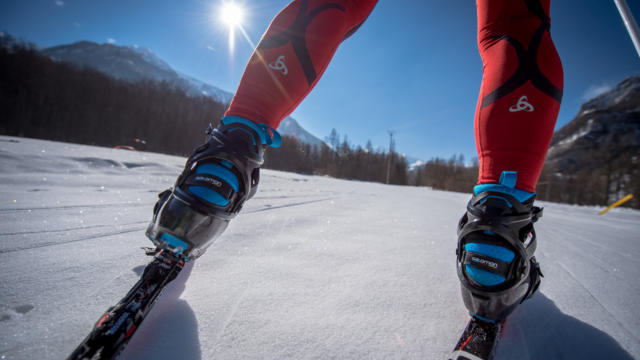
top-left (0, 135), bottom-right (638, 360)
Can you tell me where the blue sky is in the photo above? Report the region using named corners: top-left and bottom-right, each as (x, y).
top-left (1, 0), bottom-right (639, 162)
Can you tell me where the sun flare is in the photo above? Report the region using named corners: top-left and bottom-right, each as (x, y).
top-left (219, 2), bottom-right (244, 29)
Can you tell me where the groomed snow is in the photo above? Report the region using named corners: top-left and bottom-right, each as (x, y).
top-left (0, 136), bottom-right (638, 359)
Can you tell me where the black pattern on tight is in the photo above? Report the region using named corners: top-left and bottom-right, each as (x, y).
top-left (524, 0), bottom-right (550, 25)
top-left (258, 0), bottom-right (346, 86)
top-left (481, 0), bottom-right (562, 108)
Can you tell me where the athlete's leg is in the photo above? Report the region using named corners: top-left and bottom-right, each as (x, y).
top-left (475, 0), bottom-right (563, 192)
top-left (147, 0), bottom-right (377, 259)
top-left (225, 0), bottom-right (378, 129)
top-left (456, 0), bottom-right (563, 322)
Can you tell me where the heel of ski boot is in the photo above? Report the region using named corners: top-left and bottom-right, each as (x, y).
top-left (456, 171), bottom-right (543, 322)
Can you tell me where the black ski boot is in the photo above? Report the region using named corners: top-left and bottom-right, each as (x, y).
top-left (146, 116), bottom-right (281, 259)
top-left (456, 171), bottom-right (543, 323)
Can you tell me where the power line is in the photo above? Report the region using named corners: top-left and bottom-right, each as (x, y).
top-left (386, 130), bottom-right (395, 184)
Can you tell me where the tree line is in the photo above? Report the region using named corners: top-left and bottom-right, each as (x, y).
top-left (264, 130), bottom-right (408, 185)
top-left (537, 149), bottom-right (639, 209)
top-left (412, 154), bottom-right (639, 209)
top-left (412, 155), bottom-right (479, 193)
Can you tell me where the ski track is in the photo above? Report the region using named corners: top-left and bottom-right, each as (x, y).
top-left (0, 220), bottom-right (148, 237)
top-left (0, 223), bottom-right (108, 237)
top-left (0, 225), bottom-right (146, 253)
top-left (210, 287), bottom-right (250, 356)
top-left (553, 257), bottom-right (638, 343)
top-left (246, 197), bottom-right (338, 213)
top-left (542, 208), bottom-right (640, 259)
top-left (545, 226), bottom-right (639, 283)
top-left (251, 192), bottom-right (339, 201)
top-left (1, 136), bottom-right (639, 359)
top-left (0, 202), bottom-right (149, 213)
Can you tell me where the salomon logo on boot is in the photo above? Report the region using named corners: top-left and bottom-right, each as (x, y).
top-left (470, 256), bottom-right (499, 270)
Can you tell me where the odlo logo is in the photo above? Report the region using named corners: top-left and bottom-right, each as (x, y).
top-left (269, 55), bottom-right (288, 75)
top-left (509, 95), bottom-right (534, 112)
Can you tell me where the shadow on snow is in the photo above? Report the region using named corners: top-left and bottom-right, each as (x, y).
top-left (496, 292), bottom-right (633, 359)
top-left (118, 275), bottom-right (635, 359)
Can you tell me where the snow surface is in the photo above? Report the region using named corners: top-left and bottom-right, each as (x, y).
top-left (0, 136), bottom-right (638, 360)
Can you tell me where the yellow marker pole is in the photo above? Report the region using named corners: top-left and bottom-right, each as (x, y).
top-left (599, 194), bottom-right (634, 215)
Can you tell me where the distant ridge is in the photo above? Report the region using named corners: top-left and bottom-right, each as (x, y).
top-left (42, 41), bottom-right (232, 103)
top-left (41, 40), bottom-right (327, 148)
top-left (547, 74), bottom-right (640, 172)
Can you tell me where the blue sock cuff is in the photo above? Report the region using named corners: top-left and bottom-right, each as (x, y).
top-left (221, 116), bottom-right (282, 148)
top-left (474, 171), bottom-right (535, 203)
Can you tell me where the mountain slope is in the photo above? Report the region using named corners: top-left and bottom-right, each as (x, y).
top-left (42, 41), bottom-right (233, 103)
top-left (540, 74), bottom-right (640, 206)
top-left (277, 117), bottom-right (327, 148)
top-left (547, 74), bottom-right (640, 172)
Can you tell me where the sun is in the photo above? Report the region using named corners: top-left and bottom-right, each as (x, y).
top-left (219, 2), bottom-right (244, 29)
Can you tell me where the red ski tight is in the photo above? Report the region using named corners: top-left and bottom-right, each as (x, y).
top-left (225, 0), bottom-right (377, 128)
top-left (225, 0), bottom-right (563, 193)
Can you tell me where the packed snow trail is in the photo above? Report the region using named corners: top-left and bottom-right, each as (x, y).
top-left (0, 136), bottom-right (637, 359)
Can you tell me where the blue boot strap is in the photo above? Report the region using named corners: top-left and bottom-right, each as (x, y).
top-left (222, 116), bottom-right (282, 148)
top-left (474, 171), bottom-right (535, 204)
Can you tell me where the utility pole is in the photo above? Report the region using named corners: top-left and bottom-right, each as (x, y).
top-left (615, 0), bottom-right (640, 57)
top-left (386, 130), bottom-right (395, 184)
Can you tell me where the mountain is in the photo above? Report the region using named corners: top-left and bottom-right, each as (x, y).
top-left (277, 117), bottom-right (326, 148)
top-left (546, 74), bottom-right (640, 172)
top-left (41, 40), bottom-right (326, 147)
top-left (406, 157), bottom-right (426, 171)
top-left (42, 41), bottom-right (233, 103)
top-left (542, 74), bottom-right (640, 206)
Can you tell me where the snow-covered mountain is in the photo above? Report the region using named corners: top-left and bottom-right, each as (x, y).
top-left (405, 155), bottom-right (426, 171)
top-left (277, 117), bottom-right (327, 148)
top-left (581, 75), bottom-right (640, 113)
top-left (41, 40), bottom-right (327, 147)
top-left (42, 41), bottom-right (233, 103)
top-left (547, 74), bottom-right (640, 172)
